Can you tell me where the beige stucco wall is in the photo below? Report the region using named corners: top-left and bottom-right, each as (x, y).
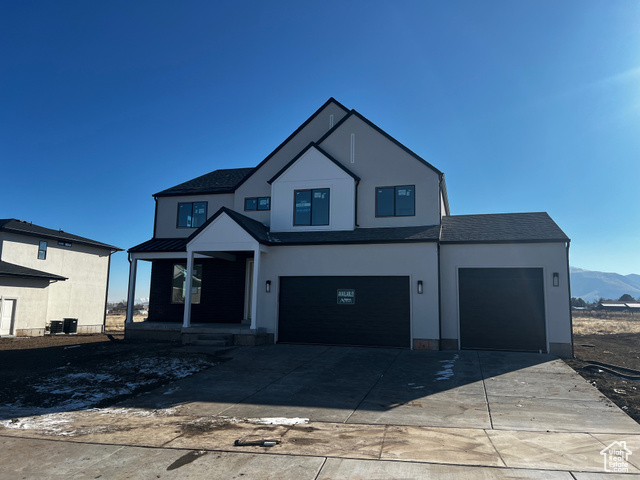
top-left (154, 193), bottom-right (234, 239)
top-left (233, 102), bottom-right (350, 226)
top-left (0, 277), bottom-right (50, 335)
top-left (439, 242), bottom-right (572, 351)
top-left (1, 232), bottom-right (111, 329)
top-left (257, 242), bottom-right (440, 344)
top-left (318, 115), bottom-right (442, 228)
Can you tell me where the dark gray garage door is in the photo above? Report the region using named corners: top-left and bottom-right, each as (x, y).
top-left (278, 276), bottom-right (410, 348)
top-left (459, 268), bottom-right (546, 353)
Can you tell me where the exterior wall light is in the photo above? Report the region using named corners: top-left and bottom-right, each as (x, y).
top-left (553, 272), bottom-right (559, 287)
top-left (266, 280), bottom-right (271, 293)
top-left (417, 280), bottom-right (423, 294)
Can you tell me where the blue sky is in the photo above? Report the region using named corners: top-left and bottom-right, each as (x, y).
top-left (2, 1), bottom-right (639, 302)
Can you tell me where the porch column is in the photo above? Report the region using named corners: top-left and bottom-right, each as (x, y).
top-left (183, 251), bottom-right (194, 328)
top-left (250, 248), bottom-right (260, 330)
top-left (125, 256), bottom-right (137, 324)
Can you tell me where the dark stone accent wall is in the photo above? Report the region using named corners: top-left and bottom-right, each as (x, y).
top-left (148, 254), bottom-right (249, 323)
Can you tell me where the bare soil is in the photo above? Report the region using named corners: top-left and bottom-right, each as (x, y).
top-left (565, 311), bottom-right (640, 424)
top-left (0, 334), bottom-right (217, 418)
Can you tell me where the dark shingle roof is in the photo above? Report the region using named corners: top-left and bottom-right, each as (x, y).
top-left (0, 260), bottom-right (67, 281)
top-left (129, 211), bottom-right (569, 253)
top-left (269, 225), bottom-right (440, 245)
top-left (0, 219), bottom-right (122, 251)
top-left (440, 212), bottom-right (570, 244)
top-left (154, 167), bottom-right (254, 197)
top-left (129, 207), bottom-right (440, 252)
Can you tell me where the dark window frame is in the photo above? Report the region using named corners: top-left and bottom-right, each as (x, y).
top-left (176, 201), bottom-right (208, 228)
top-left (244, 197), bottom-right (271, 211)
top-left (38, 241), bottom-right (47, 260)
top-left (375, 185), bottom-right (416, 217)
top-left (293, 188), bottom-right (330, 226)
top-left (57, 241), bottom-right (72, 247)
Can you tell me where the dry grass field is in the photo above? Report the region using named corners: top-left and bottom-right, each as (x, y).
top-left (572, 310), bottom-right (640, 335)
top-left (104, 313), bottom-right (146, 333)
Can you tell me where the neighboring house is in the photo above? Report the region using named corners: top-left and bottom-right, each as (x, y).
top-left (126, 98), bottom-right (572, 357)
top-left (0, 219), bottom-right (121, 336)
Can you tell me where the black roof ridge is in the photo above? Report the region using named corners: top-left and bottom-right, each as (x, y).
top-left (0, 219), bottom-right (122, 251)
top-left (232, 98), bottom-right (350, 191)
top-left (154, 166), bottom-right (254, 197)
top-left (447, 211), bottom-right (551, 217)
top-left (267, 142), bottom-right (360, 185)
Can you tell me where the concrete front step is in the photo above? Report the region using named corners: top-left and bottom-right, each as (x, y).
top-left (172, 345), bottom-right (237, 356)
top-left (184, 333), bottom-right (234, 347)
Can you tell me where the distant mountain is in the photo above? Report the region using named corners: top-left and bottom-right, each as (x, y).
top-left (570, 267), bottom-right (640, 303)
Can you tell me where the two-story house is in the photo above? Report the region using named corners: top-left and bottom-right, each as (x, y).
top-left (0, 219), bottom-right (121, 336)
top-left (126, 98), bottom-right (572, 357)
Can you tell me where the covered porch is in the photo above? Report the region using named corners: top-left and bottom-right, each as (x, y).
top-left (125, 209), bottom-right (272, 344)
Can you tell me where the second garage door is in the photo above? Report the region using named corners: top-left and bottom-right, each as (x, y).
top-left (458, 268), bottom-right (546, 353)
top-left (278, 276), bottom-right (410, 348)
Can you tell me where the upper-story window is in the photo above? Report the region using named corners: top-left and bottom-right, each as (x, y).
top-left (244, 197), bottom-right (271, 211)
top-left (376, 185), bottom-right (415, 217)
top-left (38, 241), bottom-right (47, 260)
top-left (294, 188), bottom-right (330, 226)
top-left (177, 202), bottom-right (207, 228)
top-left (58, 241), bottom-right (72, 247)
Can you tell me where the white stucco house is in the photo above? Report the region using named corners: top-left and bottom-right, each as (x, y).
top-left (126, 98), bottom-right (573, 357)
top-left (0, 219), bottom-right (121, 336)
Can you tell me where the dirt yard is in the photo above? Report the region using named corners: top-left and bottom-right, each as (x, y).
top-left (567, 311), bottom-right (640, 424)
top-left (0, 334), bottom-right (218, 419)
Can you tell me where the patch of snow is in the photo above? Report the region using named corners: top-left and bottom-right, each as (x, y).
top-left (0, 412), bottom-right (76, 436)
top-left (162, 386), bottom-right (181, 395)
top-left (436, 354), bottom-right (459, 381)
top-left (251, 417), bottom-right (309, 425)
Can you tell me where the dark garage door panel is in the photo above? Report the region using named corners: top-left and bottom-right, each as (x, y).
top-left (459, 268), bottom-right (546, 352)
top-left (278, 276), bottom-right (410, 348)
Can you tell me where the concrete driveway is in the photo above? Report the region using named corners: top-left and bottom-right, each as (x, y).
top-left (2, 345), bottom-right (640, 478)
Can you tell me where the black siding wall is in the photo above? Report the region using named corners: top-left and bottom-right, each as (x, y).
top-left (148, 255), bottom-right (249, 323)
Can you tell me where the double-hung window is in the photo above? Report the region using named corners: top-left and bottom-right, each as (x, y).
top-left (294, 188), bottom-right (330, 226)
top-left (171, 263), bottom-right (202, 304)
top-left (244, 197), bottom-right (271, 211)
top-left (376, 185), bottom-right (415, 217)
top-left (177, 202), bottom-right (207, 228)
top-left (38, 241), bottom-right (47, 260)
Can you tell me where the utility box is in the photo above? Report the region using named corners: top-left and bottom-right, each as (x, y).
top-left (63, 318), bottom-right (78, 334)
top-left (49, 320), bottom-right (63, 334)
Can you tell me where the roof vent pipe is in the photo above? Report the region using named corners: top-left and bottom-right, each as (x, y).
top-left (350, 133), bottom-right (355, 164)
